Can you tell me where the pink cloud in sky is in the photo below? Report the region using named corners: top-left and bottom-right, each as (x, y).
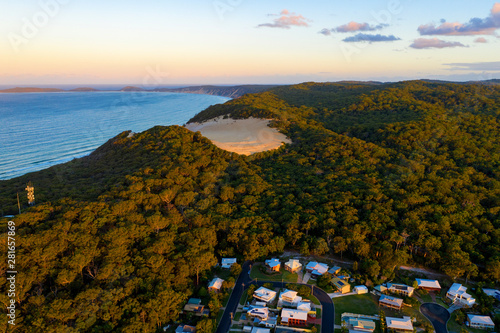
top-left (257, 9), bottom-right (310, 29)
top-left (418, 2), bottom-right (500, 36)
top-left (474, 37), bottom-right (488, 43)
top-left (335, 21), bottom-right (387, 33)
top-left (493, 2), bottom-right (500, 14)
top-left (410, 38), bottom-right (467, 49)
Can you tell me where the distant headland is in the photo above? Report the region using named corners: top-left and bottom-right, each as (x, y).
top-left (0, 84), bottom-right (281, 98)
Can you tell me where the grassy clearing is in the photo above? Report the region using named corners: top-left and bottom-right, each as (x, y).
top-left (216, 309), bottom-right (224, 325)
top-left (316, 308), bottom-right (322, 319)
top-left (239, 291), bottom-right (248, 306)
top-left (233, 312), bottom-right (242, 321)
top-left (308, 294), bottom-right (321, 305)
top-left (332, 294), bottom-right (379, 324)
top-left (416, 290), bottom-right (432, 303)
top-left (250, 263), bottom-right (298, 283)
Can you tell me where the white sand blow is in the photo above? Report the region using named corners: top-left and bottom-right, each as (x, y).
top-left (185, 116), bottom-right (291, 155)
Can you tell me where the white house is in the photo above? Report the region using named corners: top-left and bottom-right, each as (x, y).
top-left (415, 279), bottom-right (441, 292)
top-left (467, 314), bottom-right (495, 330)
top-left (247, 307), bottom-right (269, 321)
top-left (483, 288), bottom-right (500, 301)
top-left (279, 289), bottom-right (302, 308)
top-left (297, 301), bottom-right (312, 313)
top-left (387, 283), bottom-right (414, 297)
top-left (208, 278), bottom-right (224, 292)
top-left (306, 261), bottom-right (329, 277)
top-left (254, 287), bottom-right (277, 303)
top-left (386, 316), bottom-right (413, 332)
top-left (285, 259), bottom-right (302, 273)
top-left (354, 285), bottom-right (369, 294)
top-left (251, 328), bottom-right (271, 333)
top-left (379, 295), bottom-right (403, 310)
top-left (281, 308), bottom-right (308, 326)
top-left (221, 258), bottom-right (237, 269)
top-left (446, 283), bottom-right (475, 306)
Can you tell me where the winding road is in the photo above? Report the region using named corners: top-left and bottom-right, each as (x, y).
top-left (215, 262), bottom-right (334, 333)
top-left (420, 303), bottom-right (450, 333)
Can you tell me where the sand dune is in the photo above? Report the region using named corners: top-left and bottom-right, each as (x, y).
top-left (185, 117), bottom-right (291, 155)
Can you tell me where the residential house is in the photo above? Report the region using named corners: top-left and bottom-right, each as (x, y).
top-left (306, 262), bottom-right (329, 278)
top-left (386, 317), bottom-right (413, 333)
top-left (348, 318), bottom-right (376, 333)
top-left (176, 325), bottom-right (196, 333)
top-left (221, 258), bottom-right (237, 269)
top-left (328, 266), bottom-right (341, 275)
top-left (387, 283), bottom-right (414, 297)
top-left (183, 298), bottom-right (208, 316)
top-left (467, 314), bottom-right (495, 330)
top-left (265, 258), bottom-right (281, 272)
top-left (247, 307), bottom-right (269, 321)
top-left (379, 295), bottom-right (403, 310)
top-left (285, 259), bottom-right (302, 273)
top-left (354, 285), bottom-right (369, 294)
top-left (281, 308), bottom-right (308, 326)
top-left (297, 301), bottom-right (312, 313)
top-left (208, 278), bottom-right (224, 293)
top-left (251, 328), bottom-right (271, 333)
top-left (332, 277), bottom-right (351, 294)
top-left (375, 285), bottom-right (388, 293)
top-left (279, 289), bottom-right (302, 308)
top-left (483, 288), bottom-right (500, 301)
top-left (254, 286), bottom-right (277, 304)
top-left (447, 283), bottom-right (475, 306)
top-left (415, 279), bottom-right (441, 292)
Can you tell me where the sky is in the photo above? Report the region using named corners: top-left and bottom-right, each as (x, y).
top-left (1, 0), bottom-right (499, 86)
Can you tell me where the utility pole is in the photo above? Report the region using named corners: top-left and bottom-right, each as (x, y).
top-left (17, 192), bottom-right (21, 214)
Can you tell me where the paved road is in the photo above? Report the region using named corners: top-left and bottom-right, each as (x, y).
top-left (216, 262), bottom-right (252, 333)
top-left (420, 303), bottom-right (450, 333)
top-left (215, 262), bottom-right (334, 333)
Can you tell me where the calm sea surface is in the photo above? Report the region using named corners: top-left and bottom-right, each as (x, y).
top-left (0, 92), bottom-right (230, 180)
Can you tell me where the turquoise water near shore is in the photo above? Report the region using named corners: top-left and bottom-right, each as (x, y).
top-left (0, 92), bottom-right (230, 180)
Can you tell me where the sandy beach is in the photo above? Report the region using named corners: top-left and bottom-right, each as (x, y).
top-left (185, 117), bottom-right (291, 155)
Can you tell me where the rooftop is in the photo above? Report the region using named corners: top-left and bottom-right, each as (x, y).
top-left (254, 287), bottom-right (277, 302)
top-left (467, 314), bottom-right (495, 326)
top-left (416, 279), bottom-right (441, 289)
top-left (386, 317), bottom-right (413, 331)
top-left (379, 295), bottom-right (403, 307)
top-left (281, 308), bottom-right (308, 321)
top-left (265, 258), bottom-right (281, 268)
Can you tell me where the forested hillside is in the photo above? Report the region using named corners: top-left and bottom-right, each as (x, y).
top-left (1, 81), bottom-right (499, 331)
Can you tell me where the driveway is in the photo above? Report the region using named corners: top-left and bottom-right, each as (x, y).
top-left (420, 303), bottom-right (450, 333)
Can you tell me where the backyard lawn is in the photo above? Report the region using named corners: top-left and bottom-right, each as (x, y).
top-left (332, 294), bottom-right (379, 324)
top-left (250, 263), bottom-right (298, 283)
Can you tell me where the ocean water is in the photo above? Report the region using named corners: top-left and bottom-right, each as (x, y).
top-left (0, 92), bottom-right (230, 180)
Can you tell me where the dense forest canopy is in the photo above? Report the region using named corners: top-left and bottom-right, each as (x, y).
top-left (1, 80), bottom-right (499, 331)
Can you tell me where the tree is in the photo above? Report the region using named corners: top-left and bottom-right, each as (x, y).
top-left (313, 238), bottom-right (330, 256)
top-left (333, 236), bottom-right (348, 260)
top-left (361, 259), bottom-right (380, 278)
top-left (300, 241), bottom-right (310, 255)
top-left (196, 319), bottom-right (215, 333)
top-left (230, 263), bottom-right (242, 277)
